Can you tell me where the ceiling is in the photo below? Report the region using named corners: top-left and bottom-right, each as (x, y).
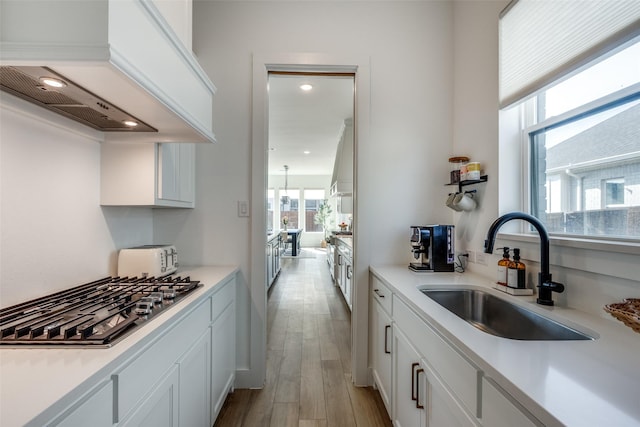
top-left (268, 73), bottom-right (354, 176)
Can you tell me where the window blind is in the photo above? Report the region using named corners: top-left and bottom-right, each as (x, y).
top-left (499, 0), bottom-right (640, 109)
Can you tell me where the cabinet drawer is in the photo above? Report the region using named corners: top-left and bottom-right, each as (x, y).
top-left (115, 299), bottom-right (211, 420)
top-left (371, 275), bottom-right (392, 315)
top-left (393, 296), bottom-right (480, 417)
top-left (212, 278), bottom-right (235, 322)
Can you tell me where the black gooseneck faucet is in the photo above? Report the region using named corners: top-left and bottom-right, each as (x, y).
top-left (484, 212), bottom-right (565, 306)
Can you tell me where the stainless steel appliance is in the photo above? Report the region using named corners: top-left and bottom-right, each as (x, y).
top-left (0, 246), bottom-right (199, 347)
top-left (409, 225), bottom-right (455, 272)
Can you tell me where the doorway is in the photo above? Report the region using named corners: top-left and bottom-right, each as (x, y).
top-left (250, 54), bottom-right (371, 388)
top-left (266, 72), bottom-right (354, 248)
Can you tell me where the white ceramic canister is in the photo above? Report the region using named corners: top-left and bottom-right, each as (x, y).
top-left (467, 162), bottom-right (481, 181)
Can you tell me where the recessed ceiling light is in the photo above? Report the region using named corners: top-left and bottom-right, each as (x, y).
top-left (300, 84), bottom-right (313, 91)
top-left (39, 77), bottom-right (67, 88)
top-left (123, 120), bottom-right (138, 127)
top-left (303, 150), bottom-right (311, 154)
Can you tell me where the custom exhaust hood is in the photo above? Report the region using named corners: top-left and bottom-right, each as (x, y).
top-left (0, 66), bottom-right (157, 133)
top-left (0, 0), bottom-right (216, 144)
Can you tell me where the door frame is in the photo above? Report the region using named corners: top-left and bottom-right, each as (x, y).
top-left (250, 52), bottom-right (371, 387)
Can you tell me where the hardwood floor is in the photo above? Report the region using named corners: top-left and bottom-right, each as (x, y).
top-left (214, 249), bottom-right (392, 427)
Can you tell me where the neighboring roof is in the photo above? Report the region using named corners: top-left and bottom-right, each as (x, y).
top-left (546, 102), bottom-right (640, 170)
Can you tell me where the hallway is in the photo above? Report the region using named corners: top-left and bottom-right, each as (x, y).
top-left (214, 249), bottom-right (391, 427)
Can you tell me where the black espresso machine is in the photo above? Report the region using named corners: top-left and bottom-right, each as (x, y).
top-left (409, 225), bottom-right (455, 272)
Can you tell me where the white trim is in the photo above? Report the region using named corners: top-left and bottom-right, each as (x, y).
top-left (525, 83), bottom-right (640, 135)
top-left (495, 232), bottom-right (640, 282)
top-left (250, 52), bottom-right (371, 388)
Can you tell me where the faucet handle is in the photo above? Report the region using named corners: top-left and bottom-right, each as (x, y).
top-left (544, 280), bottom-right (565, 293)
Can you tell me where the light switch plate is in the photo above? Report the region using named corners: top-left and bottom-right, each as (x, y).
top-left (238, 200), bottom-right (249, 217)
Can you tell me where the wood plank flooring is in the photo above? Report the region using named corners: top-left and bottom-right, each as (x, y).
top-left (214, 249), bottom-right (391, 427)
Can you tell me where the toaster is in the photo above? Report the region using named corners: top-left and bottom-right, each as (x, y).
top-left (117, 245), bottom-right (178, 278)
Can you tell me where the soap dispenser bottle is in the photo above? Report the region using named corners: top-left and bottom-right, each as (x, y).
top-left (507, 248), bottom-right (526, 289)
top-left (497, 247), bottom-right (510, 286)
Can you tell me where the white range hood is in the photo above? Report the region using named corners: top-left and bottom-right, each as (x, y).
top-left (0, 0), bottom-right (216, 144)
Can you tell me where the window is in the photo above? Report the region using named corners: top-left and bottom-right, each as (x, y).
top-left (525, 39), bottom-right (640, 240)
top-left (604, 178), bottom-right (626, 208)
top-left (280, 189), bottom-right (299, 229)
top-left (304, 189), bottom-right (325, 232)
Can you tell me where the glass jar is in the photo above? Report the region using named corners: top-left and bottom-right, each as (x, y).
top-left (448, 156), bottom-right (469, 184)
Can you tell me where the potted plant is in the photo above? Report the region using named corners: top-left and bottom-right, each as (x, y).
top-left (313, 200), bottom-right (332, 247)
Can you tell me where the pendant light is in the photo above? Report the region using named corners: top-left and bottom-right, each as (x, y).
top-left (280, 165), bottom-right (290, 206)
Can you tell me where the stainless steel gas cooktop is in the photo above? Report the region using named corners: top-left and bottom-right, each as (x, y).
top-left (0, 275), bottom-right (201, 347)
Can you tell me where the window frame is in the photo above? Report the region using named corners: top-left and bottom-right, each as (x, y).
top-left (518, 83), bottom-right (640, 248)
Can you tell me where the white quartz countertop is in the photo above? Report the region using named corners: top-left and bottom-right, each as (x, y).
top-left (0, 265), bottom-right (238, 427)
top-left (335, 236), bottom-right (352, 248)
top-left (370, 265), bottom-right (640, 427)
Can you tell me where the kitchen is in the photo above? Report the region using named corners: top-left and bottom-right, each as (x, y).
top-left (2, 1), bottom-right (640, 427)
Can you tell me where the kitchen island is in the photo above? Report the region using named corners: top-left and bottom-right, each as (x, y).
top-left (0, 266), bottom-right (238, 427)
top-left (370, 265), bottom-right (640, 427)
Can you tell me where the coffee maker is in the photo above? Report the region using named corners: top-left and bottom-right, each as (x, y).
top-left (409, 225), bottom-right (455, 272)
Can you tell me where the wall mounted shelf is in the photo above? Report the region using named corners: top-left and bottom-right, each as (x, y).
top-left (446, 175), bottom-right (488, 193)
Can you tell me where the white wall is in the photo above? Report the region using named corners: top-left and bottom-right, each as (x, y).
top-left (0, 96), bottom-right (154, 307)
top-left (450, 1), bottom-right (640, 317)
top-left (174, 0), bottom-right (454, 387)
top-left (450, 1), bottom-right (505, 256)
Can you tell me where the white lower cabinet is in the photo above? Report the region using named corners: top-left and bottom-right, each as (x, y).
top-left (393, 326), bottom-right (424, 427)
top-left (371, 271), bottom-right (546, 427)
top-left (52, 381), bottom-right (114, 427)
top-left (393, 327), bottom-right (477, 427)
top-left (49, 276), bottom-right (235, 427)
top-left (210, 292), bottom-right (236, 424)
top-left (120, 366), bottom-right (180, 427)
top-left (370, 279), bottom-right (392, 415)
top-left (178, 330), bottom-right (212, 427)
top-left (336, 241), bottom-right (353, 310)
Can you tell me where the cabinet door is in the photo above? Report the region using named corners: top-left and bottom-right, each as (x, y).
top-left (157, 143), bottom-right (195, 206)
top-left (53, 380), bottom-right (113, 427)
top-left (393, 326), bottom-right (423, 427)
top-left (420, 360), bottom-right (478, 427)
top-left (481, 378), bottom-right (541, 427)
top-left (211, 299), bottom-right (236, 423)
top-left (178, 330), bottom-right (212, 427)
top-left (371, 299), bottom-right (392, 416)
top-left (120, 365), bottom-right (180, 427)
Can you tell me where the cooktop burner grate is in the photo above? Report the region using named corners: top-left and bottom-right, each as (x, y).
top-left (0, 276), bottom-right (201, 347)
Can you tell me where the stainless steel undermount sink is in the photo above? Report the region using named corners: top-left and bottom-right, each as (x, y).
top-left (421, 288), bottom-right (594, 341)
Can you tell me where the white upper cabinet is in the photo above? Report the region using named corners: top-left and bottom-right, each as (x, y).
top-left (0, 0), bottom-right (216, 144)
top-left (101, 142), bottom-right (195, 208)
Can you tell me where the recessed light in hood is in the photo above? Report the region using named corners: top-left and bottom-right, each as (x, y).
top-left (0, 66), bottom-right (157, 133)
